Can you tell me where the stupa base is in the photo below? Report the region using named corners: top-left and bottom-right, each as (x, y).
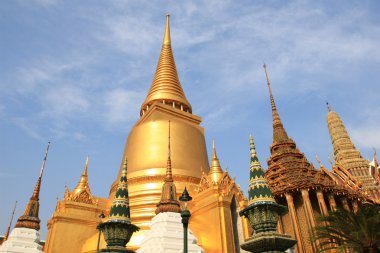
top-left (241, 232), bottom-right (297, 253)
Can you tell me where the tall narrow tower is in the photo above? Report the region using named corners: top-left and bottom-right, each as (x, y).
top-left (0, 143), bottom-right (50, 253)
top-left (327, 105), bottom-right (380, 201)
top-left (263, 65), bottom-right (353, 253)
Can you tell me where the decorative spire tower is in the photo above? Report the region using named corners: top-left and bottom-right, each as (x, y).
top-left (240, 135), bottom-right (296, 253)
top-left (15, 142), bottom-right (50, 231)
top-left (263, 64), bottom-right (318, 195)
top-left (327, 105), bottom-right (380, 200)
top-left (155, 121), bottom-right (181, 214)
top-left (209, 140), bottom-right (224, 183)
top-left (98, 158), bottom-right (139, 252)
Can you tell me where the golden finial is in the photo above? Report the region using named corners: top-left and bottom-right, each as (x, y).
top-left (212, 140), bottom-right (217, 160)
top-left (164, 14), bottom-right (171, 45)
top-left (84, 155), bottom-right (89, 176)
top-left (3, 201), bottom-right (17, 241)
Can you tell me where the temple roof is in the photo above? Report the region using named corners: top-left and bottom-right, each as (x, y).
top-left (140, 15), bottom-right (192, 115)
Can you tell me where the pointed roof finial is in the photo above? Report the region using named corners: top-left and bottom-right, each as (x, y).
top-left (164, 14), bottom-right (171, 45)
top-left (209, 140), bottom-right (223, 183)
top-left (140, 15), bottom-right (192, 115)
top-left (263, 64), bottom-right (289, 143)
top-left (326, 102), bottom-right (332, 112)
top-left (39, 141), bottom-right (50, 178)
top-left (3, 201), bottom-right (17, 241)
top-left (73, 156), bottom-right (92, 197)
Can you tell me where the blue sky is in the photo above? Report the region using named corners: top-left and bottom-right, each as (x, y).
top-left (1, 1), bottom-right (380, 239)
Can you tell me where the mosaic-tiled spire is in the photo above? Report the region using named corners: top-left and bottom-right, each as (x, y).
top-left (15, 142), bottom-right (50, 231)
top-left (108, 158), bottom-right (131, 223)
top-left (248, 135), bottom-right (275, 205)
top-left (140, 14), bottom-right (192, 115)
top-left (156, 121), bottom-right (181, 214)
top-left (327, 104), bottom-right (369, 174)
top-left (264, 64), bottom-right (289, 143)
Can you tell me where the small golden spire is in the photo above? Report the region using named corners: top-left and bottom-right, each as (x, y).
top-left (156, 121), bottom-right (181, 214)
top-left (209, 140), bottom-right (223, 183)
top-left (3, 201), bottom-right (17, 241)
top-left (73, 156), bottom-right (91, 195)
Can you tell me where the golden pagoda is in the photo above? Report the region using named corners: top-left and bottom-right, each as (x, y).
top-left (326, 104), bottom-right (380, 202)
top-left (262, 65), bottom-right (360, 253)
top-left (45, 15), bottom-right (249, 253)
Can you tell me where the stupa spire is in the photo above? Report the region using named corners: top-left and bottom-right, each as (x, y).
top-left (73, 156), bottom-right (91, 195)
top-left (209, 140), bottom-right (223, 183)
top-left (248, 135), bottom-right (275, 205)
top-left (15, 142), bottom-right (50, 231)
top-left (108, 158), bottom-right (132, 222)
top-left (263, 64), bottom-right (289, 143)
top-left (156, 121), bottom-right (181, 214)
top-left (3, 201), bottom-right (17, 241)
top-left (327, 106), bottom-right (368, 172)
top-left (140, 15), bottom-right (192, 115)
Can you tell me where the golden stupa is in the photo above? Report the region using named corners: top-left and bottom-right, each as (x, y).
top-left (45, 15), bottom-right (249, 253)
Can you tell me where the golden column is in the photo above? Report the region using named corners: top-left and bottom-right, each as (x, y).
top-left (316, 191), bottom-right (329, 216)
top-left (327, 193), bottom-right (337, 211)
top-left (285, 193), bottom-right (304, 253)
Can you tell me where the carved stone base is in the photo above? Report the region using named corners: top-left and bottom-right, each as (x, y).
top-left (240, 232), bottom-right (296, 253)
top-left (97, 220), bottom-right (139, 253)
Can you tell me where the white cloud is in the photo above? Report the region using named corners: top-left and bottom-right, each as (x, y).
top-left (11, 117), bottom-right (44, 141)
top-left (40, 86), bottom-right (90, 119)
top-left (351, 127), bottom-right (380, 149)
top-left (103, 88), bottom-right (144, 126)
